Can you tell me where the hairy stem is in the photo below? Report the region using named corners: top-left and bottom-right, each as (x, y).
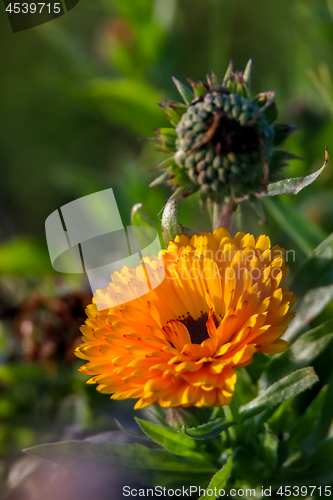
top-left (213, 199), bottom-right (234, 232)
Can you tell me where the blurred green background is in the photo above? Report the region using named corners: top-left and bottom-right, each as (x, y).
top-left (1, 0), bottom-right (333, 497)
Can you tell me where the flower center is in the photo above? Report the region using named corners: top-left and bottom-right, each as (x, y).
top-left (180, 312), bottom-right (210, 344)
top-left (207, 112), bottom-right (260, 156)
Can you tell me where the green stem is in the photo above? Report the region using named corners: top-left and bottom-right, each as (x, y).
top-left (213, 200), bottom-right (233, 232)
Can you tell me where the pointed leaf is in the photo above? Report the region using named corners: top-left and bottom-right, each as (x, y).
top-left (135, 418), bottom-right (207, 463)
top-left (240, 368), bottom-right (319, 421)
top-left (172, 77), bottom-right (194, 105)
top-left (24, 441), bottom-right (215, 488)
top-left (198, 457), bottom-right (233, 500)
top-left (266, 149), bottom-right (328, 196)
top-left (183, 418), bottom-right (235, 440)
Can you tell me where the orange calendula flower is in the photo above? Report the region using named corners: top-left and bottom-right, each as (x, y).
top-left (75, 228), bottom-right (295, 409)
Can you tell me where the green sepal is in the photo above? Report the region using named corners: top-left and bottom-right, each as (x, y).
top-left (269, 150), bottom-right (302, 174)
top-left (149, 171), bottom-right (171, 187)
top-left (169, 184), bottom-right (197, 200)
top-left (155, 127), bottom-right (177, 152)
top-left (159, 99), bottom-right (187, 127)
top-left (222, 60), bottom-right (233, 86)
top-left (172, 77), bottom-right (194, 105)
top-left (243, 58), bottom-right (252, 91)
top-left (253, 91), bottom-right (278, 124)
top-left (150, 156), bottom-right (176, 173)
top-left (273, 124), bottom-right (297, 147)
top-left (183, 418), bottom-right (235, 440)
top-left (187, 78), bottom-right (208, 97)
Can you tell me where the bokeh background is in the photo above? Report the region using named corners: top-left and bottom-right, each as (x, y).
top-left (1, 0), bottom-right (333, 498)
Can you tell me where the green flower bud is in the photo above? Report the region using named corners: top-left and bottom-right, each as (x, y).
top-left (151, 60), bottom-right (297, 206)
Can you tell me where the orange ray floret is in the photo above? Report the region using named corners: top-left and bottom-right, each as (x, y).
top-left (75, 229), bottom-right (296, 409)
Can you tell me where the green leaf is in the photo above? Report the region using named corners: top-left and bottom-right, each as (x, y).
top-left (172, 77), bottom-right (193, 105)
top-left (263, 319), bottom-right (333, 386)
top-left (0, 238), bottom-right (52, 275)
top-left (285, 288), bottom-right (333, 342)
top-left (183, 418), bottom-right (235, 440)
top-left (85, 78), bottom-right (165, 136)
top-left (265, 149), bottom-right (328, 196)
top-left (135, 418), bottom-right (207, 463)
top-left (263, 197), bottom-right (326, 255)
top-left (288, 385), bottom-right (327, 448)
top-left (263, 424), bottom-right (278, 469)
top-left (24, 441), bottom-right (215, 488)
top-left (198, 457), bottom-right (233, 500)
top-left (239, 368), bottom-right (319, 421)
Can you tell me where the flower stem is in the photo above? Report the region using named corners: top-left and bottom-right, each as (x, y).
top-left (213, 199), bottom-right (234, 233)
